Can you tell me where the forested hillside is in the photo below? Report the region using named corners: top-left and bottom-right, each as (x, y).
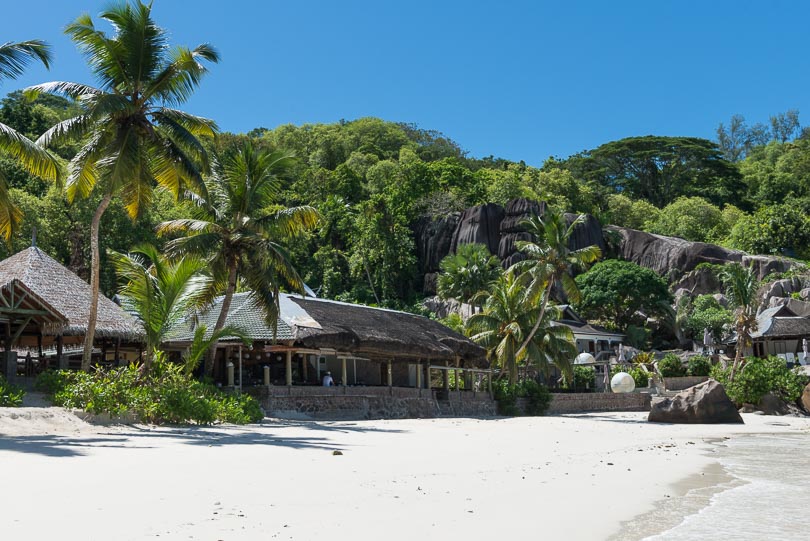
top-left (1, 88), bottom-right (807, 306)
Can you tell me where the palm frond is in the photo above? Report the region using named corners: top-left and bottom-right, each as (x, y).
top-left (0, 40), bottom-right (51, 80)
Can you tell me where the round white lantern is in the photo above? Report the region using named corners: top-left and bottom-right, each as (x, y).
top-left (611, 371), bottom-right (635, 393)
top-left (574, 352), bottom-right (596, 365)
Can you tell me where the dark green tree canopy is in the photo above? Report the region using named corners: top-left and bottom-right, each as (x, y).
top-left (559, 136), bottom-right (744, 208)
top-left (574, 259), bottom-right (672, 330)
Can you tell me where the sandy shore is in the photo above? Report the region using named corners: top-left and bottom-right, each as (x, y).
top-left (1, 409), bottom-right (808, 541)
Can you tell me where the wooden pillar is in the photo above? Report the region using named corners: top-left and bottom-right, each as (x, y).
top-left (238, 346), bottom-right (243, 390)
top-left (114, 339), bottom-right (120, 366)
top-left (443, 360), bottom-right (450, 391)
top-left (387, 359), bottom-right (393, 387)
top-left (424, 360), bottom-right (431, 390)
top-left (37, 333), bottom-right (43, 371)
top-left (285, 350), bottom-right (292, 386)
top-left (454, 356), bottom-right (461, 395)
top-left (487, 370), bottom-right (493, 398)
top-left (301, 353), bottom-right (308, 381)
top-left (415, 361), bottom-right (422, 389)
top-left (341, 357), bottom-right (347, 387)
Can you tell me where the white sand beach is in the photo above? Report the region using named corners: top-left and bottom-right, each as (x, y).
top-left (1, 409), bottom-right (808, 541)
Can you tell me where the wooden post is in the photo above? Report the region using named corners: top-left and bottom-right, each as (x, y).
top-left (341, 357), bottom-right (348, 387)
top-left (415, 361), bottom-right (422, 389)
top-left (425, 360), bottom-right (430, 390)
top-left (37, 333), bottom-right (43, 372)
top-left (238, 346), bottom-right (243, 390)
top-left (114, 339), bottom-right (120, 367)
top-left (455, 356), bottom-right (461, 395)
top-left (56, 335), bottom-right (64, 369)
top-left (301, 352), bottom-right (308, 382)
top-left (387, 359), bottom-right (393, 387)
top-left (285, 350), bottom-right (292, 386)
top-left (263, 365), bottom-right (270, 387)
top-left (443, 360), bottom-right (450, 392)
top-left (487, 370), bottom-right (493, 398)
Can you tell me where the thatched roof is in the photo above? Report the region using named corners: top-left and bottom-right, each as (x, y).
top-left (0, 247), bottom-right (145, 339)
top-left (167, 292), bottom-right (487, 367)
top-left (288, 296), bottom-right (487, 366)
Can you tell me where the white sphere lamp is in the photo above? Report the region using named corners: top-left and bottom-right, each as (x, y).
top-left (611, 371), bottom-right (635, 393)
top-left (574, 352), bottom-right (596, 365)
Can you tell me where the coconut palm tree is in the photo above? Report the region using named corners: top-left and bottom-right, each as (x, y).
top-left (721, 263), bottom-right (759, 382)
top-left (28, 1), bottom-right (219, 370)
top-left (158, 141), bottom-right (320, 375)
top-left (0, 39), bottom-right (59, 241)
top-left (512, 208), bottom-right (601, 359)
top-left (467, 271), bottom-right (575, 386)
top-left (437, 243), bottom-right (502, 309)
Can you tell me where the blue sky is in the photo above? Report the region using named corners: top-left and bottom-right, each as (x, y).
top-left (3, 1), bottom-right (809, 166)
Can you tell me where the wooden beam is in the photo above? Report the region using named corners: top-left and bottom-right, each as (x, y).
top-left (0, 307), bottom-right (51, 316)
top-left (9, 317), bottom-right (32, 345)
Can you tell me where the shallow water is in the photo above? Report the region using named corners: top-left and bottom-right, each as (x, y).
top-left (641, 432), bottom-right (810, 541)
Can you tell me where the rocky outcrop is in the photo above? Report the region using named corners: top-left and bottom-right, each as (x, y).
top-left (757, 392), bottom-right (790, 416)
top-left (422, 296), bottom-right (476, 320)
top-left (801, 383), bottom-right (810, 414)
top-left (671, 266), bottom-right (722, 296)
top-left (648, 379), bottom-right (743, 424)
top-left (766, 297), bottom-right (810, 317)
top-left (449, 203), bottom-right (504, 256)
top-left (413, 213), bottom-right (460, 274)
top-left (605, 226), bottom-right (795, 281)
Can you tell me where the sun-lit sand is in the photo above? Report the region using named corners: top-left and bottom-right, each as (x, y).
top-left (1, 408), bottom-right (808, 541)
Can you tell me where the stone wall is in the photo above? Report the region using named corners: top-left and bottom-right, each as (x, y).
top-left (544, 392), bottom-right (652, 414)
top-left (248, 386), bottom-right (496, 420)
top-left (663, 376), bottom-right (709, 391)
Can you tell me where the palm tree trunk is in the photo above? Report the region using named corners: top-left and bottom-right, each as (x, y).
top-left (81, 193), bottom-right (113, 372)
top-left (204, 263), bottom-right (237, 376)
top-left (517, 279), bottom-right (554, 360)
top-left (729, 326), bottom-right (744, 383)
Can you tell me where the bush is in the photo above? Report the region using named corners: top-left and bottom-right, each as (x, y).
top-left (711, 357), bottom-right (809, 406)
top-left (658, 354), bottom-right (686, 378)
top-left (570, 366), bottom-right (596, 392)
top-left (0, 374), bottom-right (24, 407)
top-left (611, 366), bottom-right (649, 388)
top-left (492, 379), bottom-right (552, 416)
top-left (687, 355), bottom-right (712, 377)
top-left (35, 356), bottom-right (264, 425)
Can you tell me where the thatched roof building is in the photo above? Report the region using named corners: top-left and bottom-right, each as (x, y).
top-left (0, 247), bottom-right (144, 340)
top-left (169, 292), bottom-right (486, 366)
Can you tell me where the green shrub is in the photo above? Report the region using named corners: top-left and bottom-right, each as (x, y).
top-left (658, 354), bottom-right (686, 378)
top-left (711, 356), bottom-right (808, 406)
top-left (0, 374), bottom-right (24, 407)
top-left (570, 366), bottom-right (596, 391)
top-left (610, 366), bottom-right (649, 388)
top-left (687, 355), bottom-right (712, 377)
top-left (492, 379), bottom-right (552, 416)
top-left (35, 356), bottom-right (264, 425)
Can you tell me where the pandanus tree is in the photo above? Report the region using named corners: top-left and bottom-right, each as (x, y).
top-left (0, 39), bottom-right (59, 240)
top-left (110, 244), bottom-right (249, 373)
top-left (721, 263), bottom-right (759, 382)
top-left (467, 271), bottom-right (575, 386)
top-left (512, 208), bottom-right (601, 359)
top-left (158, 142), bottom-right (320, 376)
top-left (28, 1), bottom-right (219, 370)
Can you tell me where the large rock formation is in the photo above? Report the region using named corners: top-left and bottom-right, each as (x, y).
top-left (449, 203), bottom-right (504, 256)
top-left (801, 383), bottom-right (810, 414)
top-left (605, 226), bottom-right (795, 281)
top-left (648, 379), bottom-right (743, 424)
top-left (413, 212), bottom-right (460, 275)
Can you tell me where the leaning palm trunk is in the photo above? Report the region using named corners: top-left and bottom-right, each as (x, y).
top-left (517, 280), bottom-right (553, 362)
top-left (204, 264), bottom-right (238, 376)
top-left (81, 193), bottom-right (112, 371)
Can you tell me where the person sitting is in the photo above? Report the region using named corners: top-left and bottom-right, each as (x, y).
top-left (322, 371), bottom-right (334, 387)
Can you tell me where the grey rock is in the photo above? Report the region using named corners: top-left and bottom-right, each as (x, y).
top-left (713, 294), bottom-right (728, 308)
top-left (450, 203), bottom-right (504, 257)
top-left (413, 213), bottom-right (460, 274)
top-left (648, 379), bottom-right (743, 424)
top-left (671, 266), bottom-right (722, 296)
top-left (800, 383), bottom-right (810, 414)
top-left (757, 392), bottom-right (789, 416)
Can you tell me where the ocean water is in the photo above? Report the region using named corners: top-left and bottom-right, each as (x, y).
top-left (641, 432), bottom-right (810, 541)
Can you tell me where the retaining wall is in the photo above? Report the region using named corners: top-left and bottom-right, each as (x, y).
top-left (544, 392), bottom-right (652, 414)
top-left (247, 386), bottom-right (496, 420)
top-left (663, 376), bottom-right (709, 391)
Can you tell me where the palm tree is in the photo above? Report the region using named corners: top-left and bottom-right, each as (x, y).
top-left (110, 244), bottom-right (211, 371)
top-left (0, 39), bottom-right (59, 240)
top-left (158, 141), bottom-right (320, 375)
top-left (28, 1), bottom-right (219, 370)
top-left (436, 243), bottom-right (502, 309)
top-left (721, 263), bottom-right (759, 382)
top-left (512, 208), bottom-right (601, 359)
top-left (467, 271), bottom-right (575, 386)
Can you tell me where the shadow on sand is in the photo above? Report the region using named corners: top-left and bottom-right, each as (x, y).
top-left (0, 418), bottom-right (408, 458)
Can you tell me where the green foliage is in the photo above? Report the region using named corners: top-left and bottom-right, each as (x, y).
top-left (727, 203), bottom-right (810, 258)
top-left (0, 373), bottom-right (24, 407)
top-left (681, 295), bottom-right (732, 341)
top-left (492, 378), bottom-right (552, 416)
top-left (658, 354), bottom-right (686, 378)
top-left (36, 356), bottom-right (264, 425)
top-left (647, 197), bottom-right (724, 243)
top-left (711, 356), bottom-right (808, 405)
top-left (611, 365), bottom-right (649, 388)
top-left (624, 325), bottom-right (649, 349)
top-left (557, 136), bottom-right (744, 208)
top-left (437, 312), bottom-right (465, 334)
top-left (574, 259), bottom-right (672, 330)
top-left (437, 243), bottom-right (502, 305)
top-left (687, 355), bottom-right (712, 377)
top-left (603, 194), bottom-right (660, 229)
top-left (568, 365), bottom-right (596, 391)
